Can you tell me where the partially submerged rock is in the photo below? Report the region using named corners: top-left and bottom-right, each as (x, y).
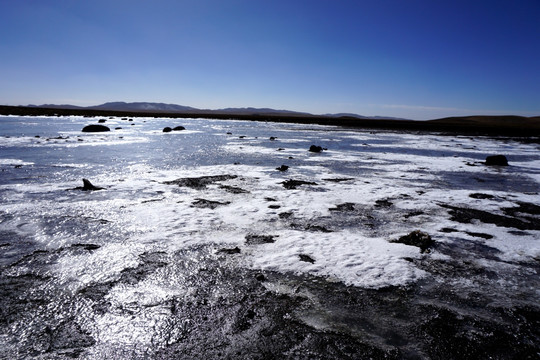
top-left (164, 175), bottom-right (238, 190)
top-left (82, 124), bottom-right (110, 133)
top-left (70, 179), bottom-right (104, 191)
top-left (329, 202), bottom-right (357, 212)
top-left (392, 230), bottom-right (434, 253)
top-left (191, 198), bottom-right (230, 209)
top-left (245, 234), bottom-right (278, 245)
top-left (299, 254), bottom-right (316, 263)
top-left (163, 127), bottom-right (172, 132)
top-left (219, 185), bottom-right (249, 194)
top-left (309, 145), bottom-right (324, 153)
top-left (218, 247), bottom-right (241, 255)
top-left (485, 155), bottom-right (508, 166)
top-left (281, 179), bottom-right (317, 190)
top-left (276, 165), bottom-right (289, 172)
top-left (172, 126), bottom-right (186, 131)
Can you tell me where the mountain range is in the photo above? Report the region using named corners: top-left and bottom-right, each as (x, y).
top-left (28, 101), bottom-right (406, 120)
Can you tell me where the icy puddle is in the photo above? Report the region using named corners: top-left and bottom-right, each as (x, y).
top-left (0, 115), bottom-right (539, 358)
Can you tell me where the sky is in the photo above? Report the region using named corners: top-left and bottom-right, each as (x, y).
top-left (0, 0), bottom-right (539, 120)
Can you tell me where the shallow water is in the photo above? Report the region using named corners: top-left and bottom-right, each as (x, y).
top-left (1, 115), bottom-right (539, 358)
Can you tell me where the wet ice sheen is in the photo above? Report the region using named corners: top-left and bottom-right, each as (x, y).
top-left (1, 115), bottom-right (539, 356)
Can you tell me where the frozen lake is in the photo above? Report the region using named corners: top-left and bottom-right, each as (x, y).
top-left (1, 115), bottom-right (539, 358)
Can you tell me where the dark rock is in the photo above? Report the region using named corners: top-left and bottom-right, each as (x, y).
top-left (329, 202), bottom-right (356, 212)
top-left (469, 193), bottom-right (495, 199)
top-left (82, 124), bottom-right (110, 133)
top-left (306, 225), bottom-right (333, 233)
top-left (439, 227), bottom-right (459, 233)
top-left (115, 127), bottom-right (122, 130)
top-left (265, 197), bottom-right (277, 202)
top-left (404, 211), bottom-right (424, 218)
top-left (239, 136), bottom-right (246, 139)
top-left (226, 132), bottom-right (232, 135)
top-left (375, 199), bottom-right (393, 208)
top-left (49, 321), bottom-right (96, 351)
top-left (70, 179), bottom-right (104, 191)
top-left (281, 179), bottom-right (317, 190)
top-left (277, 148), bottom-right (285, 151)
top-left (503, 201), bottom-right (540, 216)
top-left (278, 212), bottom-right (293, 219)
top-left (255, 273), bottom-right (265, 281)
top-left (245, 234), bottom-right (277, 245)
top-left (392, 230), bottom-right (434, 253)
top-left (191, 199), bottom-right (230, 209)
top-left (465, 232), bottom-right (493, 239)
top-left (441, 204), bottom-right (540, 231)
top-left (71, 243), bottom-right (101, 251)
top-left (98, 119), bottom-right (107, 123)
top-left (172, 126), bottom-right (186, 131)
top-left (219, 185), bottom-right (249, 194)
top-left (485, 155), bottom-right (509, 166)
top-left (309, 145), bottom-right (324, 153)
top-left (269, 137), bottom-right (277, 141)
top-left (163, 127), bottom-right (172, 132)
top-left (268, 205), bottom-right (281, 209)
top-left (299, 254), bottom-right (315, 263)
top-left (323, 178), bottom-right (355, 183)
top-left (276, 165), bottom-right (289, 172)
top-left (218, 247), bottom-right (241, 255)
top-left (164, 175), bottom-right (238, 189)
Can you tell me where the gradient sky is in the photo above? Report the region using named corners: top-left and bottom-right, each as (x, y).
top-left (1, 0), bottom-right (539, 119)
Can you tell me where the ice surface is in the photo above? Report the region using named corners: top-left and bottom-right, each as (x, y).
top-left (1, 115), bottom-right (539, 355)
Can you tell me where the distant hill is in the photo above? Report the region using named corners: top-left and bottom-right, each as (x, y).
top-left (28, 101), bottom-right (401, 119)
top-left (325, 113), bottom-right (407, 120)
top-left (88, 102), bottom-right (199, 112)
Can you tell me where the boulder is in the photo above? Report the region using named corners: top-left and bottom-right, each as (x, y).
top-left (172, 126), bottom-right (186, 131)
top-left (485, 155), bottom-right (508, 166)
top-left (163, 127), bottom-right (172, 133)
top-left (309, 145), bottom-right (323, 153)
top-left (69, 178), bottom-right (104, 191)
top-left (82, 124), bottom-right (110, 133)
top-left (98, 119), bottom-right (107, 123)
top-left (276, 165), bottom-right (289, 172)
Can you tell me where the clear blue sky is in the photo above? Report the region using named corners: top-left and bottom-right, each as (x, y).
top-left (1, 0), bottom-right (539, 119)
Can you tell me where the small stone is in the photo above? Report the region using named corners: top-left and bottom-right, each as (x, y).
top-left (485, 155), bottom-right (508, 166)
top-left (299, 254), bottom-right (315, 263)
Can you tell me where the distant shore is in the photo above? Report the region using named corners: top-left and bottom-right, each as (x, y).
top-left (1, 105), bottom-right (539, 137)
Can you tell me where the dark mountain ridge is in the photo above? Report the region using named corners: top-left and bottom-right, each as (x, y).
top-left (29, 101), bottom-right (404, 119)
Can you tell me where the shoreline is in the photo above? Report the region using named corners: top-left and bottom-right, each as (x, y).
top-left (1, 105), bottom-right (539, 137)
